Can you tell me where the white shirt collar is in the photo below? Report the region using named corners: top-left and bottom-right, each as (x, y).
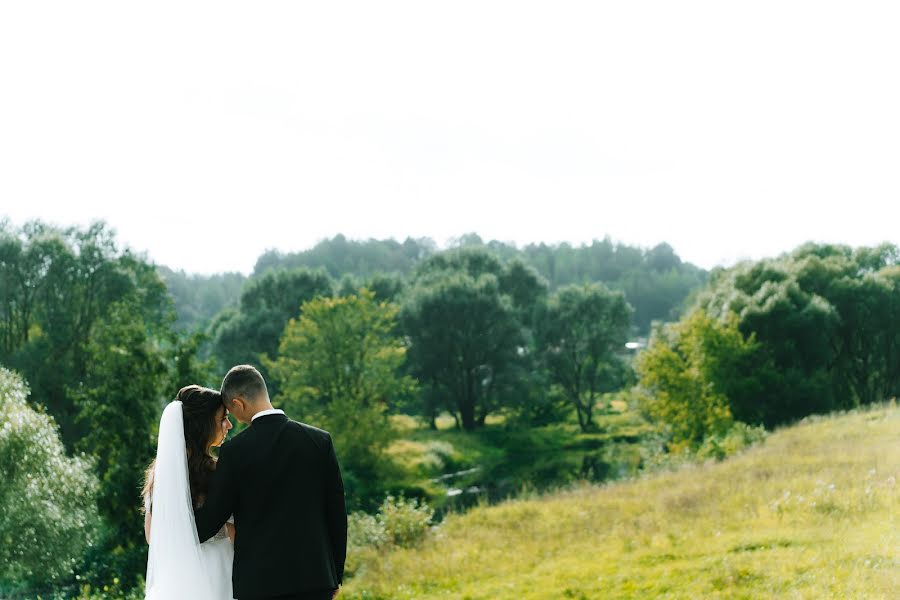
top-left (251, 408), bottom-right (285, 422)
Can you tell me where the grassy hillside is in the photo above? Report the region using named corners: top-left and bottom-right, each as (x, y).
top-left (343, 404), bottom-right (899, 599)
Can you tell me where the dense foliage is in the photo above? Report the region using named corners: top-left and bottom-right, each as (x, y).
top-left (266, 290), bottom-right (416, 504)
top-left (249, 234), bottom-right (706, 334)
top-left (209, 267), bottom-right (334, 395)
top-left (637, 243), bottom-right (900, 449)
top-left (537, 283), bottom-right (632, 431)
top-left (0, 368), bottom-right (100, 592)
top-left (0, 220), bottom-right (214, 592)
top-left (157, 266), bottom-right (246, 332)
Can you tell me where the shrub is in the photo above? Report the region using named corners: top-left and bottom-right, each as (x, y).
top-left (697, 422), bottom-right (768, 461)
top-left (378, 495), bottom-right (435, 548)
top-left (348, 495), bottom-right (435, 553)
top-left (0, 368), bottom-right (101, 592)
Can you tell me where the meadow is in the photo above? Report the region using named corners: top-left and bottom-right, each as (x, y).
top-left (342, 403), bottom-right (899, 599)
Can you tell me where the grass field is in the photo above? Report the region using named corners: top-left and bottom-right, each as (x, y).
top-left (343, 403), bottom-right (899, 599)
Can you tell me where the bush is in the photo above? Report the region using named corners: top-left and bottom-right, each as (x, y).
top-left (0, 368), bottom-right (101, 592)
top-left (348, 495), bottom-right (435, 553)
top-left (696, 422), bottom-right (768, 461)
top-left (640, 420), bottom-right (767, 472)
top-left (379, 495), bottom-right (435, 548)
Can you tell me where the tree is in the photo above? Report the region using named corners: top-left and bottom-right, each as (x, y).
top-left (0, 368), bottom-right (100, 592)
top-left (211, 267), bottom-right (333, 395)
top-left (696, 243), bottom-right (900, 425)
top-left (253, 235), bottom-right (436, 279)
top-left (157, 266), bottom-right (246, 332)
top-left (251, 234), bottom-right (708, 335)
top-left (537, 283), bottom-right (632, 432)
top-left (337, 271), bottom-right (407, 303)
top-left (498, 258), bottom-right (549, 328)
top-left (265, 290), bottom-right (416, 500)
top-left (68, 300), bottom-right (169, 584)
top-left (401, 272), bottom-right (523, 430)
top-left (0, 220), bottom-right (171, 448)
top-left (635, 311), bottom-right (758, 450)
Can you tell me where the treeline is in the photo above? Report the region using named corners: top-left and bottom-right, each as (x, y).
top-left (171, 232), bottom-right (706, 334)
top-left (208, 248), bottom-right (634, 434)
top-left (637, 242), bottom-right (900, 451)
top-left (158, 265), bottom-right (246, 331)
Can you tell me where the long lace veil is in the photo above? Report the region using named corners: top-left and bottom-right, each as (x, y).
top-left (145, 400), bottom-right (214, 600)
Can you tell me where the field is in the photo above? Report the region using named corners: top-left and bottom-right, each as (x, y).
top-left (343, 403), bottom-right (899, 599)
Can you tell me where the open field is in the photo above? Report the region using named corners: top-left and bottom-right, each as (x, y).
top-left (344, 404), bottom-right (899, 599)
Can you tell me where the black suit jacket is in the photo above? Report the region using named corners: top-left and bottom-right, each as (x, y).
top-left (195, 414), bottom-right (347, 599)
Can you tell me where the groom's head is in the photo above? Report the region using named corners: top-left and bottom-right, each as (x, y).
top-left (221, 364), bottom-right (270, 424)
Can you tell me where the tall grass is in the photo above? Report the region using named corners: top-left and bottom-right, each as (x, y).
top-left (343, 403), bottom-right (899, 599)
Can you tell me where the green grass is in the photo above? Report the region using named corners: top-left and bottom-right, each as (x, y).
top-left (343, 403), bottom-right (899, 599)
top-left (384, 405), bottom-right (654, 512)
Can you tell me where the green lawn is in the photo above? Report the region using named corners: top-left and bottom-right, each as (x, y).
top-left (343, 403), bottom-right (899, 599)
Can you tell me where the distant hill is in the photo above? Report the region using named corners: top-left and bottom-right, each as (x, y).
top-left (156, 266), bottom-right (247, 331)
top-left (248, 234), bottom-right (708, 333)
top-left (342, 404), bottom-right (900, 599)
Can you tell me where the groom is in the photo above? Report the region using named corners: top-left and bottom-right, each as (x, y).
top-left (195, 364), bottom-right (347, 600)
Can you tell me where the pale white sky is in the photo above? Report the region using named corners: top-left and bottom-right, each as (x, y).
top-left (1, 1), bottom-right (898, 275)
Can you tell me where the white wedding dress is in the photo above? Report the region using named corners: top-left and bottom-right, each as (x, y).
top-left (144, 401), bottom-right (234, 600)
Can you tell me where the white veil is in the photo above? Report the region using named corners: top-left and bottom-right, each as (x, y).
top-left (145, 400), bottom-right (216, 600)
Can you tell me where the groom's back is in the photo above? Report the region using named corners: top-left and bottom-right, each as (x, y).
top-left (226, 414), bottom-right (346, 599)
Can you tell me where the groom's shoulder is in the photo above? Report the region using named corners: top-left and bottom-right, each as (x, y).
top-left (286, 419), bottom-right (333, 445)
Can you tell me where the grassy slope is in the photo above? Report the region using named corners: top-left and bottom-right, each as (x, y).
top-left (344, 404), bottom-right (899, 599)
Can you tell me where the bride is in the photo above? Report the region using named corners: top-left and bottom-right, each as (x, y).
top-left (142, 385), bottom-right (235, 599)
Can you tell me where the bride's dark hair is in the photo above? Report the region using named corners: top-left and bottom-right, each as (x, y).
top-left (179, 385), bottom-right (225, 507)
top-left (142, 385), bottom-right (225, 510)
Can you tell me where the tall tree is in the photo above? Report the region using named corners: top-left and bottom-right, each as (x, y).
top-left (697, 243), bottom-right (900, 425)
top-left (0, 220), bottom-right (171, 446)
top-left (211, 267), bottom-right (333, 395)
top-left (537, 283), bottom-right (632, 431)
top-left (402, 272), bottom-right (523, 430)
top-left (266, 290), bottom-right (415, 501)
top-left (69, 299), bottom-right (169, 584)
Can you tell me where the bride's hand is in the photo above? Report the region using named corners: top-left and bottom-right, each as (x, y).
top-left (225, 522), bottom-right (236, 544)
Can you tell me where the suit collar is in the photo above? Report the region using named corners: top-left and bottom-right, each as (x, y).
top-left (251, 408), bottom-right (285, 423)
top-left (250, 412), bottom-right (288, 426)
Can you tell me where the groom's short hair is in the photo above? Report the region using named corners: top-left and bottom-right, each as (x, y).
top-left (221, 364), bottom-right (268, 405)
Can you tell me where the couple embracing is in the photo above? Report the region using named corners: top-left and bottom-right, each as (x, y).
top-left (143, 365), bottom-right (347, 600)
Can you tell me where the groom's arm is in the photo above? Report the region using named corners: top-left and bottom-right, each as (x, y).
top-left (323, 433), bottom-right (347, 584)
top-left (195, 441), bottom-right (238, 543)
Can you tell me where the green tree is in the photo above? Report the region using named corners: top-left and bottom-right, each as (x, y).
top-left (537, 283), bottom-right (632, 432)
top-left (211, 267), bottom-right (333, 395)
top-left (266, 290), bottom-right (416, 500)
top-left (0, 220), bottom-right (171, 447)
top-left (337, 271), bottom-right (407, 303)
top-left (401, 272), bottom-right (523, 430)
top-left (68, 300), bottom-right (170, 585)
top-left (252, 234), bottom-right (708, 335)
top-left (635, 311), bottom-right (761, 451)
top-left (0, 368), bottom-right (100, 592)
top-left (696, 243), bottom-right (900, 425)
top-left (157, 266), bottom-right (246, 332)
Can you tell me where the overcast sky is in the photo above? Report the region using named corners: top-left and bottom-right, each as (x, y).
top-left (1, 1), bottom-right (898, 274)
